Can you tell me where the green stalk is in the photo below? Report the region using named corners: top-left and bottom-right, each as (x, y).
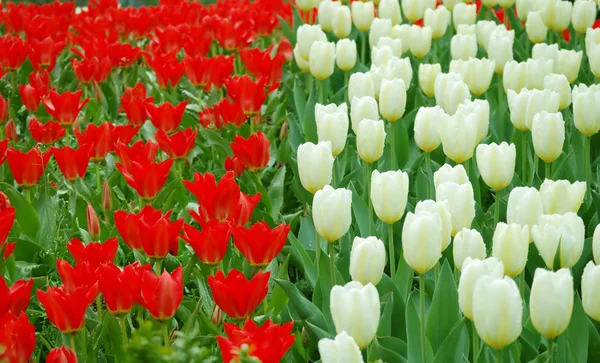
top-left (390, 122), bottom-right (396, 170)
top-left (344, 72), bottom-right (349, 103)
top-left (361, 32), bottom-right (367, 65)
top-left (434, 262), bottom-right (439, 285)
top-left (496, 348), bottom-right (503, 363)
top-left (96, 296), bottom-right (103, 318)
top-left (119, 316), bottom-right (128, 347)
top-left (585, 136), bottom-right (591, 200)
top-left (69, 334), bottom-right (77, 354)
top-left (532, 156), bottom-right (538, 185)
top-left (494, 190), bottom-right (501, 227)
top-left (521, 131), bottom-right (527, 184)
top-left (163, 323), bottom-right (170, 348)
top-left (154, 259), bottom-right (163, 276)
top-left (96, 163), bottom-right (101, 191)
top-left (463, 160), bottom-right (470, 178)
top-left (315, 230), bottom-right (321, 276)
top-left (183, 254), bottom-right (199, 283)
top-left (519, 272), bottom-right (525, 302)
top-left (364, 162), bottom-right (373, 235)
top-left (425, 153), bottom-right (434, 199)
top-left (471, 320), bottom-right (479, 363)
top-left (318, 79), bottom-right (325, 104)
top-left (497, 74), bottom-right (504, 141)
top-left (547, 339), bottom-right (554, 363)
top-left (545, 162), bottom-right (552, 180)
top-left (388, 223), bottom-right (396, 281)
top-left (329, 242), bottom-right (336, 286)
top-left (419, 274), bottom-right (426, 363)
top-left (24, 188), bottom-right (31, 203)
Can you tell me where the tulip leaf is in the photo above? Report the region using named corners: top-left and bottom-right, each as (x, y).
top-left (287, 115), bottom-right (305, 153)
top-left (393, 120), bottom-right (410, 169)
top-left (349, 182), bottom-right (369, 238)
top-left (587, 318), bottom-right (600, 362)
top-left (274, 278), bottom-right (329, 332)
top-left (372, 336), bottom-right (408, 363)
top-left (304, 83), bottom-right (318, 144)
top-left (1, 182), bottom-right (40, 241)
top-left (426, 261), bottom-right (460, 353)
top-left (555, 294), bottom-right (589, 363)
top-left (288, 231), bottom-right (317, 286)
top-left (269, 254), bottom-right (291, 317)
top-left (406, 291), bottom-right (434, 363)
top-left (292, 78), bottom-right (307, 124)
top-left (267, 165), bottom-right (286, 220)
top-left (432, 318), bottom-right (469, 363)
top-left (377, 293), bottom-right (395, 337)
top-left (303, 320), bottom-right (334, 343)
top-left (378, 273), bottom-right (407, 340)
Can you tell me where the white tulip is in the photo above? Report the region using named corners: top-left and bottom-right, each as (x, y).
top-left (439, 110), bottom-right (479, 164)
top-left (414, 106), bottom-right (443, 153)
top-left (369, 18), bottom-right (392, 47)
top-left (582, 261), bottom-right (600, 322)
top-left (378, 0), bottom-right (402, 25)
top-left (506, 187), bottom-right (544, 237)
top-left (356, 119), bottom-right (386, 163)
top-left (458, 257), bottom-right (505, 319)
top-left (453, 3), bottom-right (476, 30)
top-left (415, 200), bottom-right (452, 251)
top-left (348, 73), bottom-right (375, 102)
top-left (297, 141), bottom-right (334, 194)
top-left (424, 5), bottom-right (450, 39)
top-left (492, 222), bottom-right (530, 277)
top-left (318, 331), bottom-right (364, 363)
top-left (402, 211), bottom-right (443, 274)
top-left (539, 179), bottom-right (586, 215)
top-left (418, 63), bottom-right (442, 98)
top-left (350, 236), bottom-right (387, 286)
top-left (531, 111), bottom-right (565, 163)
top-left (332, 5), bottom-right (352, 39)
top-left (351, 1), bottom-right (375, 32)
top-left (434, 164), bottom-right (469, 189)
top-left (436, 181), bottom-right (476, 236)
top-left (370, 170), bottom-right (409, 224)
top-left (454, 229), bottom-right (486, 271)
top-left (531, 213), bottom-right (585, 269)
top-left (315, 103), bottom-right (349, 157)
top-left (336, 39), bottom-right (357, 72)
top-left (350, 96), bottom-right (378, 134)
top-left (379, 78), bottom-right (406, 122)
top-left (450, 34), bottom-right (477, 61)
top-left (530, 268), bottom-right (574, 339)
top-left (318, 0), bottom-right (342, 33)
top-left (476, 142), bottom-right (516, 191)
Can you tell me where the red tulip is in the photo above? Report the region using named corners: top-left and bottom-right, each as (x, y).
top-left (67, 237), bottom-right (118, 269)
top-left (29, 37), bottom-right (65, 72)
top-left (240, 48), bottom-right (285, 88)
top-left (182, 34), bottom-right (211, 58)
top-left (0, 278), bottom-right (34, 316)
top-left (4, 120), bottom-right (17, 142)
top-left (108, 43), bottom-right (141, 68)
top-left (74, 123), bottom-right (112, 161)
top-left (102, 180), bottom-right (113, 213)
top-left (86, 204), bottom-right (101, 240)
top-left (7, 147), bottom-right (51, 187)
top-left (146, 100), bottom-right (188, 134)
top-left (146, 52), bottom-right (185, 89)
top-left (0, 313), bottom-right (36, 363)
top-left (208, 269), bottom-right (269, 319)
top-left (155, 128), bottom-right (197, 159)
top-left (215, 99), bottom-right (247, 127)
top-left (152, 25), bottom-right (184, 54)
top-left (18, 84), bottom-right (45, 112)
top-left (181, 221), bottom-right (232, 265)
top-left (114, 139), bottom-right (159, 171)
top-left (230, 132), bottom-right (270, 172)
top-left (0, 35), bottom-right (28, 70)
top-left (116, 158), bottom-right (174, 201)
top-left (215, 21), bottom-right (254, 51)
top-left (3, 243), bottom-right (15, 260)
top-left (183, 54), bottom-right (234, 91)
top-left (56, 259), bottom-right (99, 293)
top-left (0, 95), bottom-right (8, 124)
top-left (199, 106), bottom-right (219, 129)
top-left (72, 56), bottom-right (113, 83)
top-left (121, 83), bottom-right (153, 126)
top-left (28, 119), bottom-right (65, 145)
top-left (233, 221), bottom-right (290, 268)
top-left (277, 36), bottom-right (293, 63)
top-left (224, 156), bottom-right (245, 177)
top-left (0, 206), bottom-right (15, 251)
top-left (224, 75), bottom-right (268, 116)
top-left (51, 144), bottom-right (92, 182)
top-left (100, 262), bottom-right (151, 315)
top-left (43, 89), bottom-right (90, 127)
top-left (140, 266), bottom-right (183, 321)
top-left (46, 347), bottom-right (77, 363)
top-left (110, 124), bottom-right (139, 148)
top-left (218, 319), bottom-right (295, 363)
top-left (37, 284), bottom-right (99, 334)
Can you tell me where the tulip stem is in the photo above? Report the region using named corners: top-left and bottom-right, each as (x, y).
top-left (471, 320), bottom-right (479, 363)
top-left (532, 157), bottom-right (538, 185)
top-left (69, 334), bottom-right (77, 353)
top-left (96, 296), bottom-right (103, 318)
top-left (585, 136), bottom-right (591, 200)
top-left (361, 32), bottom-right (367, 65)
top-left (329, 242), bottom-right (336, 286)
top-left (519, 272), bottom-right (525, 302)
top-left (24, 188), bottom-right (31, 203)
top-left (163, 323), bottom-right (170, 347)
top-left (344, 72), bottom-right (349, 104)
top-left (496, 348), bottom-right (503, 363)
top-left (96, 162), bottom-right (101, 191)
top-left (154, 259), bottom-right (163, 276)
top-left (318, 79), bottom-right (325, 104)
top-left (547, 339), bottom-right (554, 363)
top-left (183, 254), bottom-right (199, 283)
top-left (463, 160), bottom-right (470, 178)
top-left (388, 223), bottom-right (396, 281)
top-left (497, 74), bottom-right (504, 141)
top-left (494, 190), bottom-right (500, 227)
top-left (390, 122), bottom-right (396, 170)
top-left (545, 162), bottom-right (551, 180)
top-left (119, 316), bottom-right (128, 347)
top-left (364, 162), bottom-right (374, 235)
top-left (425, 152), bottom-right (434, 199)
top-left (521, 131), bottom-right (527, 184)
top-left (315, 230), bottom-right (321, 276)
top-left (419, 274), bottom-right (426, 363)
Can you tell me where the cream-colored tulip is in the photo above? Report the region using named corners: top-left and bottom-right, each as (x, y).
top-left (318, 0), bottom-right (341, 33)
top-left (356, 119), bottom-right (386, 163)
top-left (530, 268), bottom-right (574, 339)
top-left (503, 61), bottom-right (527, 92)
top-left (310, 41), bottom-right (336, 80)
top-left (539, 179), bottom-right (586, 215)
top-left (476, 20), bottom-right (498, 50)
top-left (436, 181), bottom-right (476, 235)
top-left (572, 0), bottom-right (596, 35)
top-left (332, 5), bottom-right (352, 39)
top-left (443, 0), bottom-right (464, 10)
top-left (594, 224), bottom-right (600, 265)
top-left (516, 0), bottom-right (534, 21)
top-left (587, 28), bottom-right (600, 53)
top-left (294, 45), bottom-right (311, 72)
top-left (415, 200), bottom-right (452, 251)
top-left (296, 0), bottom-right (318, 13)
top-left (573, 84), bottom-right (600, 136)
top-left (526, 11), bottom-right (548, 43)
top-left (336, 39), bottom-right (357, 72)
top-left (458, 257), bottom-right (504, 320)
top-left (450, 58), bottom-right (495, 95)
top-left (424, 5), bottom-right (450, 39)
top-left (297, 141), bottom-right (334, 194)
top-left (402, 211), bottom-right (443, 274)
top-left (371, 45), bottom-right (395, 67)
top-left (379, 78), bottom-right (406, 122)
top-left (377, 37), bottom-right (403, 57)
top-left (453, 3), bottom-right (476, 30)
top-left (476, 142), bottom-right (516, 191)
top-left (544, 74), bottom-right (571, 111)
top-left (434, 164), bottom-right (469, 189)
top-left (454, 229), bottom-right (486, 271)
top-left (507, 89), bottom-right (560, 131)
top-left (487, 28), bottom-right (514, 73)
top-left (532, 42), bottom-right (559, 66)
top-left (531, 213), bottom-right (585, 269)
top-left (457, 99), bottom-right (490, 143)
top-left (409, 25), bottom-right (432, 58)
top-left (351, 1), bottom-right (374, 32)
top-left (391, 24), bottom-right (411, 54)
top-left (472, 275), bottom-right (523, 349)
top-left (315, 103), bottom-right (349, 157)
top-left (450, 34), bottom-right (477, 61)
top-left (531, 111), bottom-right (565, 163)
top-left (402, 0), bottom-right (436, 22)
top-left (481, 0), bottom-right (497, 7)
top-left (588, 41), bottom-right (600, 80)
top-left (368, 57), bottom-right (412, 98)
top-left (318, 331), bottom-right (364, 363)
top-left (350, 96), bottom-right (378, 133)
top-left (582, 262), bottom-right (600, 322)
top-left (434, 72), bottom-right (472, 115)
top-left (369, 18), bottom-right (392, 47)
top-left (492, 222), bottom-right (529, 277)
top-left (414, 106), bottom-right (443, 152)
top-left (313, 185), bottom-right (352, 242)
top-left (506, 187), bottom-right (543, 236)
top-left (350, 237), bottom-right (386, 285)
top-left (498, 0), bottom-right (515, 8)
top-left (541, 0), bottom-right (573, 32)
top-left (418, 63), bottom-right (441, 98)
top-left (348, 73), bottom-right (375, 102)
top-left (456, 24), bottom-right (476, 36)
top-left (370, 170), bottom-right (409, 224)
top-left (378, 0), bottom-right (402, 25)
top-left (296, 25), bottom-right (328, 62)
top-left (528, 58), bottom-right (555, 91)
top-left (439, 110), bottom-right (479, 163)
top-left (330, 282), bottom-right (380, 349)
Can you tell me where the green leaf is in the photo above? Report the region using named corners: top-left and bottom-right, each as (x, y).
top-left (432, 319), bottom-right (469, 363)
top-left (288, 231), bottom-right (317, 286)
top-left (349, 182), bottom-right (369, 238)
top-left (1, 183), bottom-right (40, 241)
top-left (269, 254), bottom-right (291, 316)
top-left (293, 78), bottom-right (307, 123)
top-left (304, 83), bottom-right (318, 143)
top-left (561, 294), bottom-right (589, 363)
top-left (274, 278), bottom-right (329, 331)
top-left (427, 261), bottom-right (460, 353)
top-left (406, 291), bottom-right (434, 363)
top-left (378, 293), bottom-right (395, 336)
top-left (393, 121), bottom-right (410, 169)
top-left (268, 166), bottom-right (286, 220)
top-left (374, 336), bottom-right (408, 363)
top-left (377, 274), bottom-right (407, 340)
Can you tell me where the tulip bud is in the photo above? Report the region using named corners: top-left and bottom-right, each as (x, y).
top-left (488, 29), bottom-right (514, 73)
top-left (310, 41), bottom-right (335, 80)
top-left (476, 20), bottom-right (498, 50)
top-left (439, 110), bottom-right (479, 164)
top-left (434, 164), bottom-right (469, 189)
top-left (457, 99), bottom-right (490, 143)
top-left (370, 170), bottom-right (409, 225)
top-left (298, 141), bottom-right (334, 194)
top-left (531, 111), bottom-right (565, 163)
top-left (369, 57), bottom-right (412, 99)
top-left (530, 268), bottom-right (573, 339)
top-left (378, 0), bottom-right (402, 25)
top-left (402, 211), bottom-right (443, 274)
top-left (507, 187), bottom-right (543, 237)
top-left (594, 225), bottom-right (600, 265)
top-left (348, 73), bottom-right (375, 102)
top-left (371, 46), bottom-right (395, 66)
top-left (356, 119), bottom-right (386, 163)
top-left (330, 281), bottom-right (380, 349)
top-left (454, 229), bottom-right (486, 271)
top-left (391, 24), bottom-right (411, 54)
top-left (349, 236), bottom-right (386, 285)
top-left (476, 142), bottom-right (516, 191)
top-left (573, 84), bottom-right (600, 136)
top-left (211, 305), bottom-right (224, 326)
top-left (507, 89), bottom-right (560, 131)
top-left (543, 74), bottom-right (571, 111)
top-left (415, 200), bottom-right (452, 251)
top-left (418, 63), bottom-right (441, 98)
top-left (540, 179), bottom-right (586, 215)
top-left (318, 0), bottom-right (341, 32)
top-left (436, 182), bottom-right (476, 236)
top-left (402, 0), bottom-right (436, 22)
top-left (313, 185), bottom-right (352, 242)
top-left (336, 39), bottom-right (357, 72)
top-left (533, 42), bottom-right (559, 66)
top-left (414, 106), bottom-right (443, 153)
top-left (409, 25), bottom-right (432, 58)
top-left (458, 257), bottom-right (505, 319)
top-left (4, 120), bottom-right (17, 142)
top-left (516, 0), bottom-right (534, 21)
top-left (456, 24), bottom-right (476, 36)
top-left (296, 0), bottom-right (317, 12)
top-left (315, 103), bottom-right (349, 157)
top-left (351, 1), bottom-right (374, 32)
top-left (424, 5), bottom-right (450, 39)
top-left (434, 72), bottom-right (471, 115)
top-left (450, 34), bottom-right (477, 61)
top-left (481, 0), bottom-right (497, 7)
top-left (472, 275), bottom-right (523, 349)
top-left (442, 0), bottom-right (463, 10)
top-left (296, 25), bottom-right (328, 63)
top-left (498, 0), bottom-right (515, 7)
top-left (572, 0), bottom-right (596, 34)
top-left (102, 180), bottom-right (113, 214)
top-left (583, 262), bottom-right (600, 322)
top-left (541, 0), bottom-right (572, 32)
top-left (450, 58), bottom-right (496, 96)
top-left (369, 18), bottom-right (392, 48)
top-left (350, 96), bottom-right (378, 133)
top-left (318, 331), bottom-right (364, 363)
top-left (87, 203), bottom-right (101, 240)
top-left (492, 223), bottom-right (529, 277)
top-left (531, 213), bottom-right (585, 269)
top-left (589, 44), bottom-right (600, 79)
top-left (332, 6), bottom-right (352, 39)
top-left (379, 78), bottom-right (406, 122)
top-left (294, 46), bottom-right (311, 72)
top-left (453, 3), bottom-right (476, 30)
top-left (377, 37), bottom-right (403, 58)
top-left (526, 11), bottom-right (548, 44)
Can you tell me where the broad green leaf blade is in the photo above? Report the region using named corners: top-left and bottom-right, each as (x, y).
top-left (1, 183), bottom-right (40, 241)
top-left (274, 278), bottom-right (329, 331)
top-left (427, 261), bottom-right (460, 353)
top-left (432, 318), bottom-right (469, 363)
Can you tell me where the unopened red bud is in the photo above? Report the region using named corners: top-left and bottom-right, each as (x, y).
top-left (86, 203), bottom-right (101, 240)
top-left (102, 180), bottom-right (113, 213)
top-left (4, 120), bottom-right (17, 142)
